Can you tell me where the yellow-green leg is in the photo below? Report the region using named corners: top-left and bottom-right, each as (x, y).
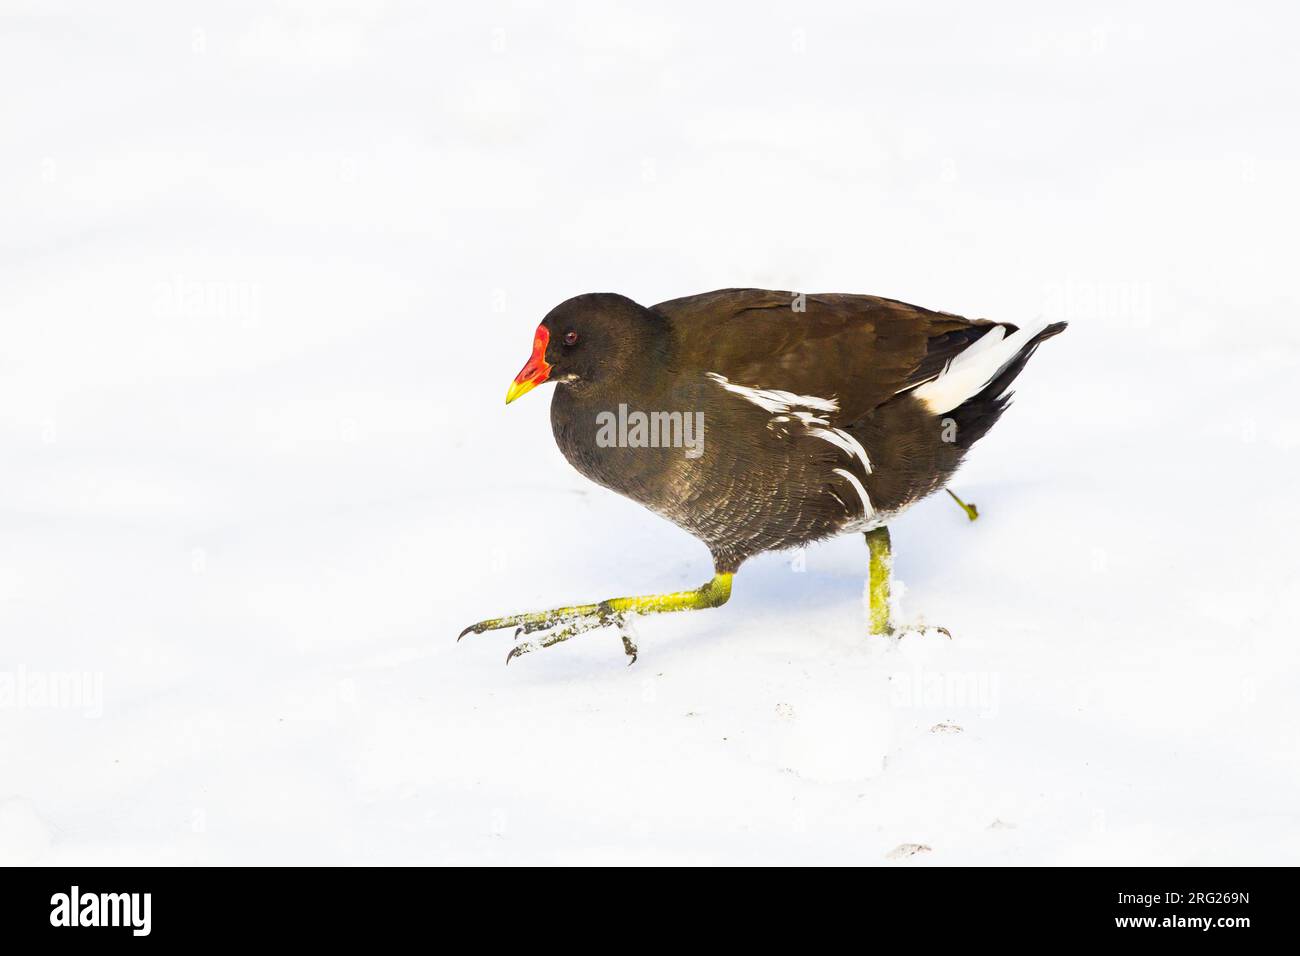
top-left (459, 573), bottom-right (734, 664)
top-left (865, 527), bottom-right (951, 639)
top-left (866, 526), bottom-right (893, 635)
top-left (946, 488), bottom-right (979, 521)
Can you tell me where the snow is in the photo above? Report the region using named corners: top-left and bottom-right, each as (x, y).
top-left (2, 1), bottom-right (1298, 865)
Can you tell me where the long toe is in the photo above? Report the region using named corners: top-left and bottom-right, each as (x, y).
top-left (457, 618), bottom-right (510, 641)
top-left (517, 611), bottom-right (591, 635)
top-left (503, 616), bottom-right (611, 664)
top-left (457, 610), bottom-right (540, 640)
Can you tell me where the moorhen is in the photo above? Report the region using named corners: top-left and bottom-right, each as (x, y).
top-left (461, 289), bottom-right (1065, 662)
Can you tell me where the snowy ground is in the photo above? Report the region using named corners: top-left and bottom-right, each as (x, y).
top-left (2, 1), bottom-right (1298, 865)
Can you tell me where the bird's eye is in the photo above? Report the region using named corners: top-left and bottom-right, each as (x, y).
top-left (563, 330), bottom-right (579, 345)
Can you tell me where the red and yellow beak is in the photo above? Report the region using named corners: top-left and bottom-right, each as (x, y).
top-left (505, 325), bottom-right (552, 404)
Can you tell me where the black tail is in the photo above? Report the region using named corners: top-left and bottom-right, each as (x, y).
top-left (950, 321), bottom-right (1067, 450)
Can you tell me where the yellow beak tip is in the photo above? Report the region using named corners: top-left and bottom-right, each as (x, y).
top-left (505, 381), bottom-right (534, 405)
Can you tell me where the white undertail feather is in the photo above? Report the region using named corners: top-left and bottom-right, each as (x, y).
top-left (912, 319), bottom-right (1049, 415)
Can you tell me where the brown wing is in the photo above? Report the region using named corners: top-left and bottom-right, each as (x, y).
top-left (653, 288), bottom-right (1008, 423)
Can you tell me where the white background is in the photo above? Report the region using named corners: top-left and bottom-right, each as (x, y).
top-left (1, 0), bottom-right (1297, 864)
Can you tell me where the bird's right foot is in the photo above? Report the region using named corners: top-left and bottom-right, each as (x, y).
top-left (881, 621), bottom-right (952, 641)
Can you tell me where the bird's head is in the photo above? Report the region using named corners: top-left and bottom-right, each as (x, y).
top-left (505, 293), bottom-right (657, 404)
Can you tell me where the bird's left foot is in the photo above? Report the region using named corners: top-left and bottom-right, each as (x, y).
top-left (459, 574), bottom-right (732, 665)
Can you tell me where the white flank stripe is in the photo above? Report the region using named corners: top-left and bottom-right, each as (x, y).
top-left (912, 319), bottom-right (1048, 415)
top-left (706, 373), bottom-right (838, 415)
top-left (790, 409), bottom-right (831, 427)
top-left (833, 467), bottom-right (874, 516)
top-left (707, 372), bottom-right (874, 492)
top-left (809, 427), bottom-right (873, 475)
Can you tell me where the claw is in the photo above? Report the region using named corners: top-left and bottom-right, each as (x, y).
top-left (618, 619), bottom-right (639, 665)
top-left (506, 641), bottom-right (536, 665)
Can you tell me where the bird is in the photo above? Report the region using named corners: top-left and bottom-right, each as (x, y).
top-left (460, 288), bottom-right (1066, 663)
